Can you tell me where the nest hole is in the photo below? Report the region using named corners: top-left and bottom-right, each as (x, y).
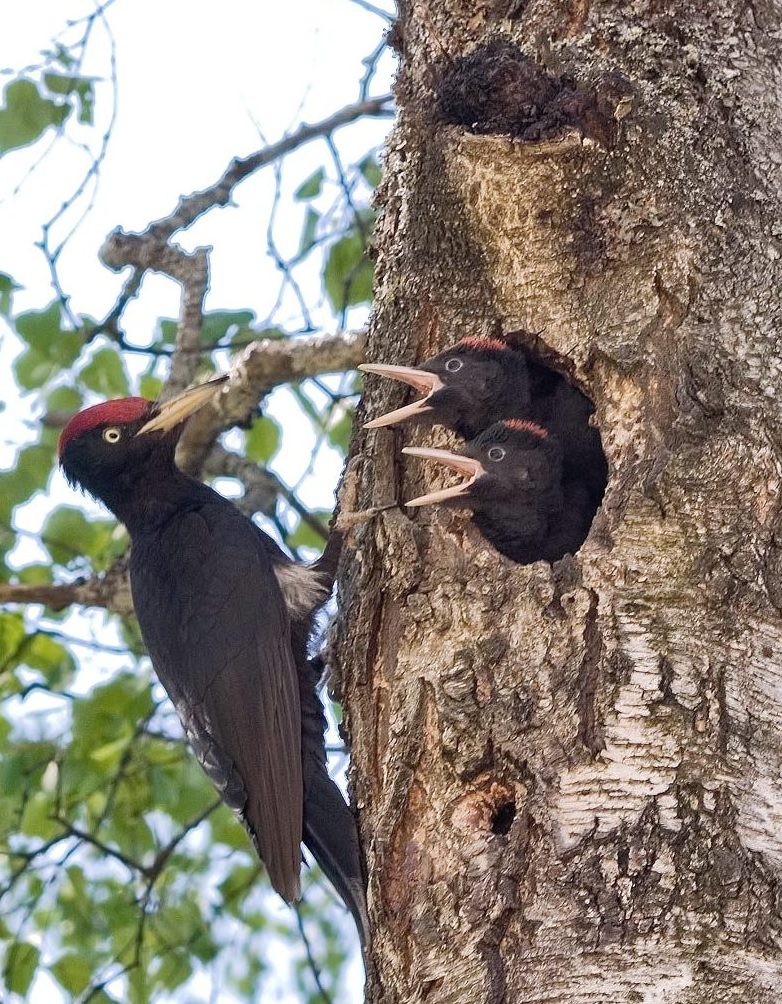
top-left (491, 799), bottom-right (517, 835)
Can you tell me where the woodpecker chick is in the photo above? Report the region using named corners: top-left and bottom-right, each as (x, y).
top-left (361, 337), bottom-right (607, 513)
top-left (404, 419), bottom-right (593, 564)
top-left (58, 380), bottom-right (368, 944)
top-left (361, 337), bottom-right (530, 440)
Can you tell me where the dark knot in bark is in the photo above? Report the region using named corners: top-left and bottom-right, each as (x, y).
top-left (438, 38), bottom-right (632, 149)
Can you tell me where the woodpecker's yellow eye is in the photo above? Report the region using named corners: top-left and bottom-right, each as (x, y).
top-left (102, 427), bottom-right (122, 444)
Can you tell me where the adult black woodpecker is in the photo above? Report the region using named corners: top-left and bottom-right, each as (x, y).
top-left (403, 419), bottom-right (593, 564)
top-left (58, 380), bottom-right (368, 943)
top-left (360, 336), bottom-right (607, 512)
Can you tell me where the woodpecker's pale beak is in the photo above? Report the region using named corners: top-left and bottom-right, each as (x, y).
top-left (137, 375), bottom-right (228, 436)
top-left (359, 364), bottom-right (445, 429)
top-left (402, 447), bottom-right (486, 507)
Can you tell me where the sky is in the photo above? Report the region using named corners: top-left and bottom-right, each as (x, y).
top-left (1, 1), bottom-right (394, 1000)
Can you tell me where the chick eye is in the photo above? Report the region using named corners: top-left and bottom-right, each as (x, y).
top-left (102, 427), bottom-right (122, 444)
top-left (487, 446), bottom-right (506, 462)
top-left (445, 358), bottom-right (463, 373)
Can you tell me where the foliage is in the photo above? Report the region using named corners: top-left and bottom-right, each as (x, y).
top-left (0, 4), bottom-right (391, 1001)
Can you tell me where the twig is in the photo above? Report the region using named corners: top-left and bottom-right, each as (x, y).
top-left (204, 445), bottom-right (329, 542)
top-left (295, 902), bottom-right (333, 1004)
top-left (141, 95), bottom-right (392, 242)
top-left (345, 0), bottom-right (394, 21)
top-left (54, 818), bottom-right (143, 876)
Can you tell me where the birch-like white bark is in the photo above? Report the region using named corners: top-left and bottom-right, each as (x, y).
top-left (337, 4), bottom-right (782, 1001)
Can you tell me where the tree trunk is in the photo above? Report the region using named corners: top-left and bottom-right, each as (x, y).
top-left (336, 3), bottom-right (782, 1001)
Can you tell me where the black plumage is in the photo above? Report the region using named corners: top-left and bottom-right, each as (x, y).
top-left (58, 382), bottom-right (368, 942)
top-left (404, 419), bottom-right (593, 564)
top-left (361, 336), bottom-right (608, 515)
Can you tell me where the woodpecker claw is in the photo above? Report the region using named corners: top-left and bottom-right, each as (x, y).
top-left (359, 363), bottom-right (444, 429)
top-left (402, 446), bottom-right (486, 507)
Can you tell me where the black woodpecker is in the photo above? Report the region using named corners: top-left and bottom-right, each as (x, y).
top-left (403, 418), bottom-right (594, 563)
top-left (58, 380), bottom-right (368, 944)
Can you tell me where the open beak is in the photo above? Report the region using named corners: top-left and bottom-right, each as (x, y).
top-left (137, 375), bottom-right (228, 436)
top-left (359, 364), bottom-right (444, 429)
top-left (402, 447), bottom-right (486, 507)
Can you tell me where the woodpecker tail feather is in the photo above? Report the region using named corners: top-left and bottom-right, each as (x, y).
top-left (302, 766), bottom-right (370, 946)
top-left (298, 657), bottom-right (369, 945)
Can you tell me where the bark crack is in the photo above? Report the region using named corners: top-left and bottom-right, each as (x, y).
top-left (576, 588), bottom-right (606, 756)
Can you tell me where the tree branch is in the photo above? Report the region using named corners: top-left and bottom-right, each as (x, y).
top-left (177, 329), bottom-right (366, 474)
top-left (99, 236), bottom-right (209, 396)
top-left (0, 558), bottom-right (133, 614)
top-left (143, 95), bottom-right (392, 242)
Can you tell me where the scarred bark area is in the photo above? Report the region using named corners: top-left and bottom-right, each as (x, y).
top-left (335, 2), bottom-right (782, 1001)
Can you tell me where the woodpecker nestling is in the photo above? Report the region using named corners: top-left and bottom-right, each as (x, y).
top-left (403, 419), bottom-right (593, 564)
top-left (360, 337), bottom-right (607, 513)
top-left (58, 380), bottom-right (368, 944)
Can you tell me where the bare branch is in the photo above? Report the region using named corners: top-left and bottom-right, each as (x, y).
top-left (0, 559), bottom-right (133, 614)
top-left (54, 818), bottom-right (143, 876)
top-left (345, 0), bottom-right (394, 22)
top-left (177, 329), bottom-right (366, 474)
top-left (143, 95), bottom-right (392, 242)
top-left (99, 235), bottom-right (209, 396)
top-left (203, 445), bottom-right (279, 517)
top-left (204, 445), bottom-right (329, 541)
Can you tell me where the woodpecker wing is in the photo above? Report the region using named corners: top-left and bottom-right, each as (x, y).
top-left (130, 501), bottom-right (303, 902)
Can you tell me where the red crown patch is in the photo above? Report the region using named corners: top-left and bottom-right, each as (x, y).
top-left (502, 419), bottom-right (548, 438)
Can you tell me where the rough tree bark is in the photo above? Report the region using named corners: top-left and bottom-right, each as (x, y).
top-left (336, 3), bottom-right (782, 1001)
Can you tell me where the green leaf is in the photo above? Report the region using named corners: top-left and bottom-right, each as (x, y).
top-left (244, 417), bottom-right (281, 463)
top-left (43, 72), bottom-right (79, 95)
top-left (3, 941), bottom-right (40, 995)
top-left (156, 950), bottom-right (192, 991)
top-left (287, 511), bottom-right (331, 551)
top-left (298, 207), bottom-right (320, 256)
top-left (79, 347), bottom-right (130, 397)
top-left (0, 612), bottom-right (25, 664)
top-left (210, 805), bottom-right (251, 851)
top-left (42, 506), bottom-right (95, 565)
top-left (14, 349), bottom-right (55, 389)
top-left (0, 444), bottom-right (53, 521)
top-left (22, 632), bottom-right (75, 687)
top-left (201, 310), bottom-right (255, 346)
top-left (51, 44), bottom-right (75, 70)
top-left (324, 232), bottom-right (373, 311)
top-left (139, 374), bottom-right (163, 400)
top-left (16, 563), bottom-right (54, 585)
top-left (0, 272), bottom-right (21, 317)
top-left (326, 409), bottom-right (355, 453)
top-left (232, 324), bottom-right (283, 349)
top-left (46, 385), bottom-right (83, 414)
top-left (51, 953), bottom-right (92, 994)
top-left (0, 79), bottom-right (70, 155)
top-left (157, 319), bottom-right (178, 345)
top-left (359, 154), bottom-right (382, 187)
top-left (13, 303), bottom-right (84, 389)
top-left (295, 167), bottom-right (325, 200)
top-left (16, 302), bottom-right (63, 352)
top-left (11, 443), bottom-right (52, 495)
top-left (42, 506), bottom-right (121, 569)
top-left (20, 790), bottom-right (59, 839)
top-left (43, 73), bottom-right (95, 125)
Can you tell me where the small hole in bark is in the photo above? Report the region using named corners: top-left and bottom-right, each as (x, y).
top-left (491, 800), bottom-right (516, 835)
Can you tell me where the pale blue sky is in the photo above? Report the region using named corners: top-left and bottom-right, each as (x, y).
top-left (1, 2), bottom-right (394, 1000)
